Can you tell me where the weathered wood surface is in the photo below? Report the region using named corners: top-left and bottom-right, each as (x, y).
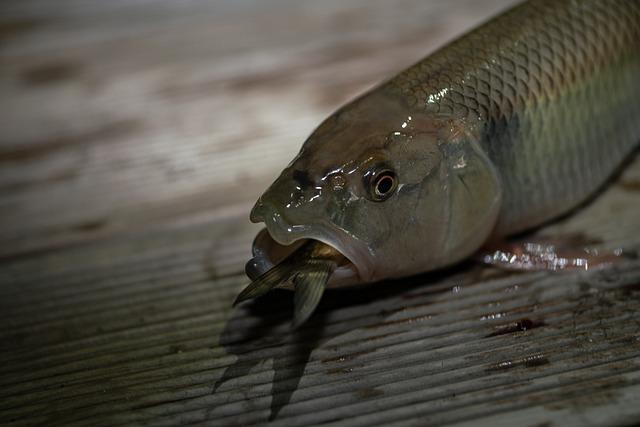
top-left (1, 1), bottom-right (640, 426)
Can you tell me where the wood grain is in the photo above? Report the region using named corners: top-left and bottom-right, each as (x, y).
top-left (1, 1), bottom-right (640, 426)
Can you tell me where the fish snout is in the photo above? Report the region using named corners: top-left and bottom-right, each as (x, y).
top-left (251, 171), bottom-right (328, 224)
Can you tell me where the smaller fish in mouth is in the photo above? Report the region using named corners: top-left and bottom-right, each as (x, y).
top-left (234, 240), bottom-right (347, 328)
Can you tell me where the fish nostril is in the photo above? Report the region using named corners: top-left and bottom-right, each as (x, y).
top-left (295, 191), bottom-right (306, 205)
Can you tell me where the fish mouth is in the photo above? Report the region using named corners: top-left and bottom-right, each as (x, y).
top-left (247, 201), bottom-right (374, 287)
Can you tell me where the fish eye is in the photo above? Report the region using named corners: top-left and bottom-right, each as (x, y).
top-left (370, 169), bottom-right (397, 201)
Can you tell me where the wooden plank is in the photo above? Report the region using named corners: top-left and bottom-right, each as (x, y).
top-left (2, 1), bottom-right (640, 426)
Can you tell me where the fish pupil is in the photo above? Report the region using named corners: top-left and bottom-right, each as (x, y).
top-left (374, 171), bottom-right (396, 198)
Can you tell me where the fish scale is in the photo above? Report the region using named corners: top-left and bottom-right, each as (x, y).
top-left (386, 0), bottom-right (640, 234)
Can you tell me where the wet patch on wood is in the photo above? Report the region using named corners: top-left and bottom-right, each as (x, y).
top-left (618, 178), bottom-right (640, 192)
top-left (70, 219), bottom-right (108, 233)
top-left (0, 18), bottom-right (44, 43)
top-left (0, 119), bottom-right (142, 163)
top-left (21, 61), bottom-right (82, 86)
top-left (355, 387), bottom-right (385, 399)
top-left (486, 353), bottom-right (551, 372)
top-left (485, 318), bottom-right (547, 337)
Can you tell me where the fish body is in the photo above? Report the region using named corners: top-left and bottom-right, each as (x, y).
top-left (393, 0), bottom-right (640, 236)
top-left (247, 0), bottom-right (640, 293)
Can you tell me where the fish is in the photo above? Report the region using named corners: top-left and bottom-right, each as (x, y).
top-left (237, 0), bottom-right (640, 326)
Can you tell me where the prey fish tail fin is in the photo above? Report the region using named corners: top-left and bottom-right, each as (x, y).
top-left (292, 260), bottom-right (336, 329)
top-left (233, 262), bottom-right (293, 307)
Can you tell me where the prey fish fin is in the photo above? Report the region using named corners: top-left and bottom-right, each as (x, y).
top-left (292, 261), bottom-right (335, 329)
top-left (233, 262), bottom-right (292, 307)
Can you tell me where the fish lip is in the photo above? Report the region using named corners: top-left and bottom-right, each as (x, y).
top-left (250, 201), bottom-right (374, 284)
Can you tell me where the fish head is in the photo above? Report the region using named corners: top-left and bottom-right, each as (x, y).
top-left (250, 91), bottom-right (502, 285)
